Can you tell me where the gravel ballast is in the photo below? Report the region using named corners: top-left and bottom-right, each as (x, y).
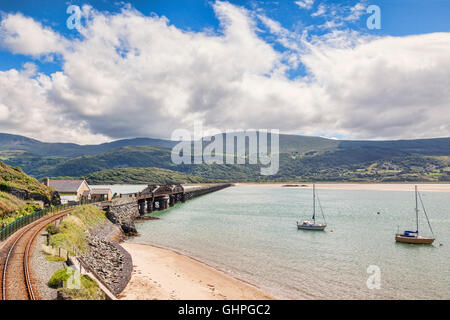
top-left (30, 232), bottom-right (65, 300)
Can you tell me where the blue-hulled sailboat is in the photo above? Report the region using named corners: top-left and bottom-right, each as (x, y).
top-left (297, 184), bottom-right (327, 231)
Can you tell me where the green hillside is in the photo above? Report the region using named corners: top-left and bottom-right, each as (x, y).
top-left (1, 133), bottom-right (450, 183)
top-left (0, 133), bottom-right (178, 157)
top-left (85, 167), bottom-right (222, 184)
top-left (0, 191), bottom-right (26, 217)
top-left (0, 161), bottom-right (55, 199)
top-left (0, 161), bottom-right (58, 219)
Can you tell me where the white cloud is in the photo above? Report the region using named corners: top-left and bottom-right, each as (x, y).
top-left (0, 65), bottom-right (108, 143)
top-left (0, 13), bottom-right (68, 57)
top-left (345, 2), bottom-right (366, 21)
top-left (295, 0), bottom-right (315, 10)
top-left (301, 32), bottom-right (450, 139)
top-left (310, 2), bottom-right (368, 31)
top-left (0, 1), bottom-right (449, 143)
top-left (311, 4), bottom-right (326, 17)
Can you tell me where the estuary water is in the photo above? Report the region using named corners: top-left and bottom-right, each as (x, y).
top-left (102, 185), bottom-right (450, 299)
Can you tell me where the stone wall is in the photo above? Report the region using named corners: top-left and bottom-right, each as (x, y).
top-left (76, 218), bottom-right (133, 296)
top-left (80, 235), bottom-right (133, 296)
top-left (94, 198), bottom-right (139, 235)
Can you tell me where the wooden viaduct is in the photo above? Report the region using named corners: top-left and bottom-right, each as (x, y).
top-left (121, 184), bottom-right (233, 215)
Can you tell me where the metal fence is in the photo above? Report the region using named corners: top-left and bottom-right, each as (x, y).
top-left (0, 199), bottom-right (101, 241)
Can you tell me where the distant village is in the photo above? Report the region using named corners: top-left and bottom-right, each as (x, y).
top-left (43, 178), bottom-right (113, 204)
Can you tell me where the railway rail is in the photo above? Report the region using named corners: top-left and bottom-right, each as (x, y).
top-left (0, 209), bottom-right (73, 300)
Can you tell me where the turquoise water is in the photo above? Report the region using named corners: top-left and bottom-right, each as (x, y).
top-left (126, 185), bottom-right (450, 299)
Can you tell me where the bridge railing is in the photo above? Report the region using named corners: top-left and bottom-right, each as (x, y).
top-left (0, 198), bottom-right (101, 242)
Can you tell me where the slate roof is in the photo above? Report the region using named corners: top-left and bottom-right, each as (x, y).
top-left (90, 188), bottom-right (112, 195)
top-left (48, 179), bottom-right (86, 193)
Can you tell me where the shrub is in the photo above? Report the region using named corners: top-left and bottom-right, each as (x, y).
top-left (49, 268), bottom-right (105, 300)
top-left (48, 205), bottom-right (107, 254)
top-left (48, 268), bottom-right (71, 288)
top-left (45, 224), bottom-right (60, 235)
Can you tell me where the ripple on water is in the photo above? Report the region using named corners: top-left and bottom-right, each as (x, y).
top-left (125, 186), bottom-right (450, 299)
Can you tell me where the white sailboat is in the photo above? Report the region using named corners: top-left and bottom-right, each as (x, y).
top-left (297, 184), bottom-right (327, 231)
top-left (395, 186), bottom-right (435, 245)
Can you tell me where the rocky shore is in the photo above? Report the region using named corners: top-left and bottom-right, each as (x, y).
top-left (80, 236), bottom-right (132, 295)
top-left (78, 218), bottom-right (133, 296)
top-left (96, 199), bottom-right (139, 236)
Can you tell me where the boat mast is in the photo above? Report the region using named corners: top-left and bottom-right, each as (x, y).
top-left (415, 185), bottom-right (419, 234)
top-left (312, 184), bottom-right (316, 223)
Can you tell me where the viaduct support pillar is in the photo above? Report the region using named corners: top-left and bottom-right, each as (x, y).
top-left (146, 199), bottom-right (153, 213)
top-left (138, 200), bottom-right (145, 215)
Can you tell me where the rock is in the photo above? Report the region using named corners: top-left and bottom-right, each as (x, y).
top-left (57, 290), bottom-right (72, 300)
top-left (80, 233), bottom-right (133, 295)
top-left (120, 218), bottom-right (138, 236)
top-left (96, 199), bottom-right (139, 236)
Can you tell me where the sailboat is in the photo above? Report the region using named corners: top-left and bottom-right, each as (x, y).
top-left (297, 184), bottom-right (327, 231)
top-left (395, 186), bottom-right (435, 245)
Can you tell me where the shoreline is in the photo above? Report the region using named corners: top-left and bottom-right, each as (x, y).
top-left (234, 183), bottom-right (450, 192)
top-left (118, 242), bottom-right (275, 300)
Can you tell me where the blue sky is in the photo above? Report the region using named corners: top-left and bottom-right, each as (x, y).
top-left (1, 0), bottom-right (449, 76)
top-left (0, 1), bottom-right (449, 143)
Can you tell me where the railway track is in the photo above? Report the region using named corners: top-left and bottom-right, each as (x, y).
top-left (0, 209), bottom-right (72, 300)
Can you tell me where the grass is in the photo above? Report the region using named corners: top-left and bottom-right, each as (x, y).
top-left (45, 224), bottom-right (60, 235)
top-left (0, 191), bottom-right (25, 217)
top-left (48, 268), bottom-right (72, 288)
top-left (45, 206), bottom-right (108, 300)
top-left (48, 267), bottom-right (105, 300)
top-left (0, 160), bottom-right (55, 222)
top-left (45, 255), bottom-right (67, 262)
top-left (0, 161), bottom-right (54, 199)
top-left (0, 195), bottom-right (40, 226)
top-left (48, 205), bottom-right (107, 254)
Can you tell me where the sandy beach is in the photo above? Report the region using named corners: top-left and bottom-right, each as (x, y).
top-left (235, 183), bottom-right (450, 193)
top-left (119, 243), bottom-right (274, 300)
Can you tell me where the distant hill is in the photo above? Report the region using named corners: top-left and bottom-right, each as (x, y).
top-left (2, 132), bottom-right (450, 157)
top-left (0, 132), bottom-right (449, 183)
top-left (340, 137), bottom-right (450, 155)
top-left (0, 133), bottom-right (178, 157)
top-left (85, 167), bottom-right (222, 185)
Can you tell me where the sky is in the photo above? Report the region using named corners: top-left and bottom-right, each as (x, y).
top-left (0, 0), bottom-right (449, 144)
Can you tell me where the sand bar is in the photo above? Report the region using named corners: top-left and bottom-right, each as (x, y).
top-left (234, 183), bottom-right (450, 192)
top-left (119, 243), bottom-right (274, 300)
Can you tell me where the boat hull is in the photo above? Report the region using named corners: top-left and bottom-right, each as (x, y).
top-left (297, 223), bottom-right (326, 231)
top-left (395, 234), bottom-right (435, 245)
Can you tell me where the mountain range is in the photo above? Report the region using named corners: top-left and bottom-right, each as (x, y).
top-left (1, 132), bottom-right (449, 184)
